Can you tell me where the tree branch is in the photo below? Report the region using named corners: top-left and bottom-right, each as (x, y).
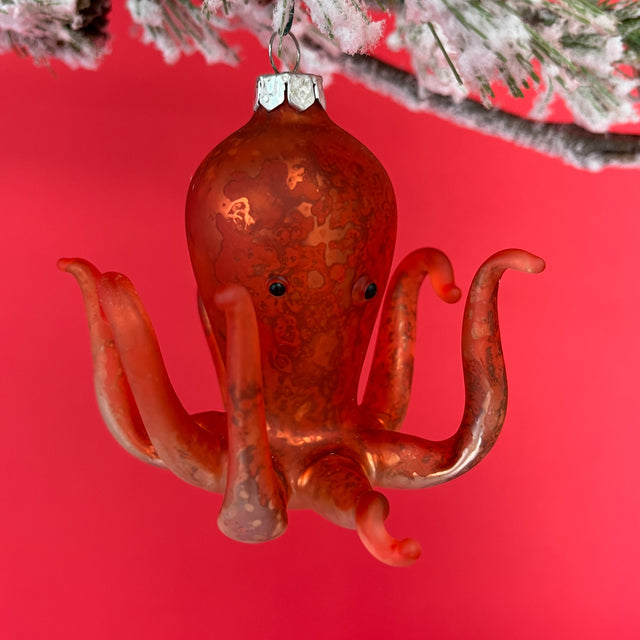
top-left (305, 37), bottom-right (640, 171)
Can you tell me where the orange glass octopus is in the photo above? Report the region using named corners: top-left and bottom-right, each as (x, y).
top-left (59, 73), bottom-right (544, 567)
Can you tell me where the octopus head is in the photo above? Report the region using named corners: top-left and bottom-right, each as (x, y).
top-left (186, 102), bottom-right (397, 414)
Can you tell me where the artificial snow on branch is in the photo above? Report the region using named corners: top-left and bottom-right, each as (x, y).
top-left (127, 0), bottom-right (238, 64)
top-left (0, 0), bottom-right (111, 68)
top-left (3, 0), bottom-right (640, 168)
top-left (303, 38), bottom-right (640, 170)
top-left (392, 0), bottom-right (639, 133)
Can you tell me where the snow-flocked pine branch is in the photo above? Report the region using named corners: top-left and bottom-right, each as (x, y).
top-left (0, 0), bottom-right (111, 68)
top-left (303, 39), bottom-right (640, 170)
top-left (3, 0), bottom-right (640, 169)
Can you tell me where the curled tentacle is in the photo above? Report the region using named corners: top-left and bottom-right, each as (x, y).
top-left (362, 249), bottom-right (545, 488)
top-left (296, 454), bottom-right (420, 566)
top-left (215, 285), bottom-right (288, 542)
top-left (457, 249), bottom-right (545, 475)
top-left (356, 491), bottom-right (421, 567)
top-left (362, 248), bottom-right (461, 430)
top-left (58, 258), bottom-right (162, 467)
top-left (96, 270), bottom-right (227, 492)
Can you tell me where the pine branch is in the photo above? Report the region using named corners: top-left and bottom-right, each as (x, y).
top-left (127, 0), bottom-right (238, 64)
top-left (302, 35), bottom-right (640, 171)
top-left (0, 0), bottom-right (110, 68)
top-left (390, 0), bottom-right (640, 132)
top-left (4, 0), bottom-right (640, 169)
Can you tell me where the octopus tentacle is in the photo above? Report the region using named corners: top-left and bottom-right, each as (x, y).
top-left (362, 249), bottom-right (545, 488)
top-left (214, 285), bottom-right (288, 542)
top-left (97, 271), bottom-right (227, 492)
top-left (361, 248), bottom-right (461, 430)
top-left (197, 295), bottom-right (229, 408)
top-left (356, 491), bottom-right (421, 567)
top-left (58, 258), bottom-right (163, 467)
top-left (296, 454), bottom-right (420, 566)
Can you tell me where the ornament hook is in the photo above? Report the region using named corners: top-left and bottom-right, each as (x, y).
top-left (269, 31), bottom-right (301, 74)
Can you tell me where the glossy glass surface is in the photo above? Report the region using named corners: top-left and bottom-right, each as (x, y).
top-left (59, 97), bottom-right (544, 566)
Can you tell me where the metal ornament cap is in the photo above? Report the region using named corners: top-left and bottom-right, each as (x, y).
top-left (255, 73), bottom-right (326, 112)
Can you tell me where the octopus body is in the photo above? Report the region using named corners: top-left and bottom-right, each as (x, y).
top-left (59, 97), bottom-right (544, 567)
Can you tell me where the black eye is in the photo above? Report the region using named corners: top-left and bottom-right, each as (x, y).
top-left (269, 281), bottom-right (286, 297)
top-left (364, 283), bottom-right (377, 300)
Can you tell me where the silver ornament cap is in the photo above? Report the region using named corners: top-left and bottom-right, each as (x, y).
top-left (254, 73), bottom-right (326, 112)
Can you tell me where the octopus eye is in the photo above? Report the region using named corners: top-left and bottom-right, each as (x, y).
top-left (353, 276), bottom-right (378, 304)
top-left (364, 282), bottom-right (377, 300)
top-left (268, 281), bottom-right (287, 297)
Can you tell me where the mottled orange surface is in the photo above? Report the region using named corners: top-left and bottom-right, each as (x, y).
top-left (60, 95), bottom-right (543, 566)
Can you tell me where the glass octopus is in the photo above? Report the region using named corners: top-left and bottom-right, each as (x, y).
top-left (59, 73), bottom-right (544, 567)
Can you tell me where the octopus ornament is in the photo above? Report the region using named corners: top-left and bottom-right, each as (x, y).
top-left (59, 71), bottom-right (544, 567)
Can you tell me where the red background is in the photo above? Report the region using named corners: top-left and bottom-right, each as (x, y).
top-left (1, 5), bottom-right (639, 638)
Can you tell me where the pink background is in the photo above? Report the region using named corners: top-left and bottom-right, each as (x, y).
top-left (1, 6), bottom-right (639, 638)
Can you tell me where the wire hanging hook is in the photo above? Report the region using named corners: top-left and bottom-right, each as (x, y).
top-left (269, 31), bottom-right (301, 74)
